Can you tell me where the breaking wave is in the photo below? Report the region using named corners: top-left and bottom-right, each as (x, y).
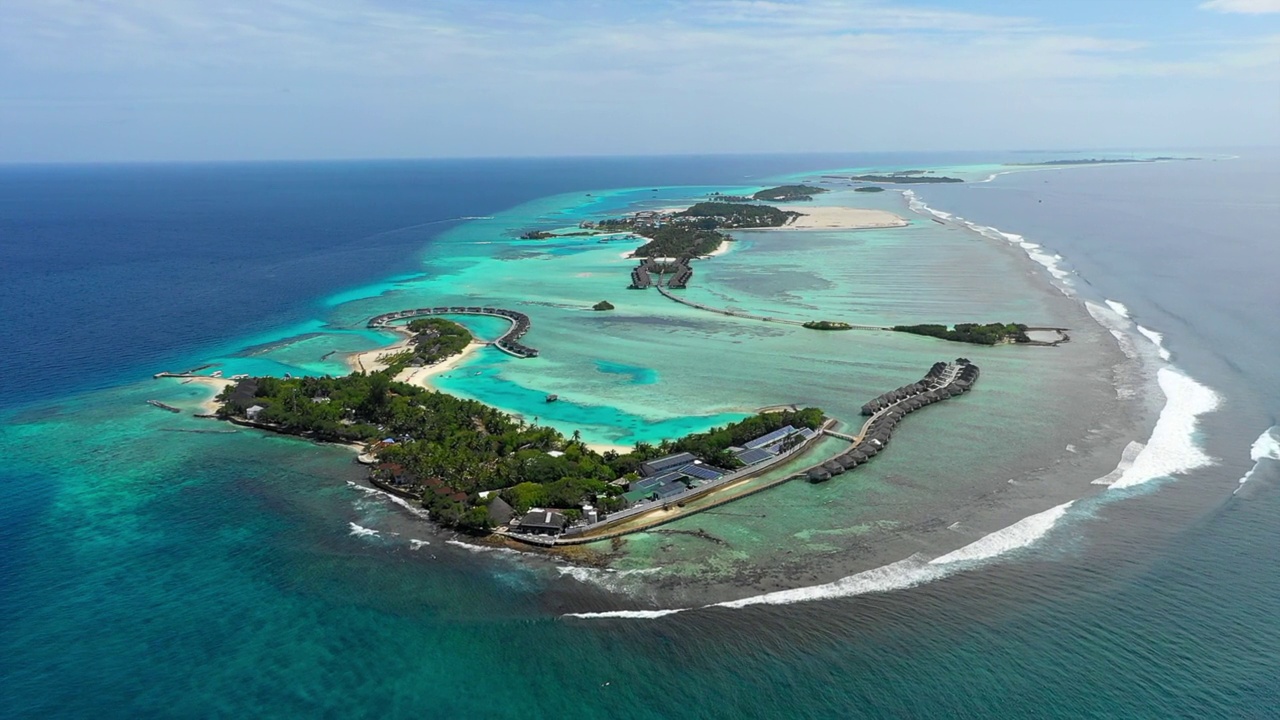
top-left (1107, 368), bottom-right (1220, 489)
top-left (346, 481), bottom-right (431, 520)
top-left (903, 191), bottom-right (1073, 291)
top-left (1092, 440), bottom-right (1147, 485)
top-left (349, 522), bottom-right (379, 538)
top-left (929, 502), bottom-right (1075, 565)
top-left (409, 539), bottom-right (431, 550)
top-left (569, 500), bottom-right (1077, 618)
top-left (564, 608), bottom-right (687, 619)
top-left (1236, 427), bottom-right (1280, 493)
top-left (1104, 300), bottom-right (1131, 318)
top-left (444, 539), bottom-right (539, 560)
top-left (1136, 326), bottom-right (1172, 361)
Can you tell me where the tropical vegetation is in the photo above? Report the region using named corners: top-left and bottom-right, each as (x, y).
top-left (892, 322), bottom-right (1030, 345)
top-left (216, 369), bottom-right (822, 532)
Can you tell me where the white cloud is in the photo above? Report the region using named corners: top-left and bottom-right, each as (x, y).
top-left (1199, 0), bottom-right (1280, 13)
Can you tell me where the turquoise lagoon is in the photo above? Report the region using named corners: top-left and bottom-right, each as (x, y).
top-left (125, 171), bottom-right (1133, 586)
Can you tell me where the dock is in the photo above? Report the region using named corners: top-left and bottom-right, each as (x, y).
top-left (499, 359), bottom-right (980, 546)
top-left (367, 306), bottom-right (539, 358)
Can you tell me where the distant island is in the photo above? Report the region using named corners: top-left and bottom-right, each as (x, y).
top-left (1007, 157), bottom-right (1185, 167)
top-left (592, 300), bottom-right (614, 311)
top-left (851, 174), bottom-right (964, 184)
top-left (893, 323), bottom-right (1030, 345)
top-left (854, 186), bottom-right (885, 193)
top-left (598, 201), bottom-right (799, 259)
top-left (752, 185), bottom-right (829, 202)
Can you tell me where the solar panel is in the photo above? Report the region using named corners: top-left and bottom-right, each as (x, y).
top-left (744, 425), bottom-right (797, 450)
top-left (648, 471), bottom-right (686, 486)
top-left (735, 448), bottom-right (775, 465)
top-left (678, 464), bottom-right (724, 481)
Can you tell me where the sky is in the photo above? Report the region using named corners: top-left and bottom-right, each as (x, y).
top-left (0, 0), bottom-right (1277, 162)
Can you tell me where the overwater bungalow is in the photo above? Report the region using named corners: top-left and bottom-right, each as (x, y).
top-left (807, 468), bottom-right (831, 483)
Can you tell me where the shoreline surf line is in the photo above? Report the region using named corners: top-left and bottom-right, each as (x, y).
top-left (564, 500), bottom-right (1077, 619)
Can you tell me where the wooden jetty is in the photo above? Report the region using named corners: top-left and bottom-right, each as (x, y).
top-left (499, 359), bottom-right (980, 546)
top-left (146, 400), bottom-right (182, 413)
top-left (805, 359), bottom-right (979, 484)
top-left (367, 306), bottom-right (539, 358)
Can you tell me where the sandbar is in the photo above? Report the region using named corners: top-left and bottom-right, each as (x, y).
top-left (345, 329), bottom-right (415, 374)
top-left (177, 375), bottom-right (235, 414)
top-left (776, 206), bottom-right (908, 230)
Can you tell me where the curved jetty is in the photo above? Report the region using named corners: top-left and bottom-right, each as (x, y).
top-left (368, 306), bottom-right (539, 358)
top-left (805, 358), bottom-right (980, 483)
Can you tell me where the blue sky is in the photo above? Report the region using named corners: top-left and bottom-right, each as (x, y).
top-left (1, 0), bottom-right (1277, 162)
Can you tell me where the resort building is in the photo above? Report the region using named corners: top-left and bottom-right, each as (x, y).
top-left (732, 425), bottom-right (815, 466)
top-left (639, 452), bottom-right (698, 477)
top-left (515, 509), bottom-right (568, 536)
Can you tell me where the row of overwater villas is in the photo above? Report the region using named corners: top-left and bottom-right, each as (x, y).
top-left (366, 306), bottom-right (539, 358)
top-left (809, 360), bottom-right (980, 483)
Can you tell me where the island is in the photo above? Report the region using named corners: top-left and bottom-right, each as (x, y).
top-left (1007, 157), bottom-right (1186, 166)
top-left (592, 300), bottom-right (615, 311)
top-left (854, 186), bottom-right (885, 193)
top-left (751, 185), bottom-right (829, 202)
top-left (377, 317), bottom-right (472, 370)
top-left (851, 174), bottom-right (964, 184)
top-left (892, 322), bottom-right (1030, 345)
top-left (803, 320), bottom-right (853, 331)
top-left (215, 368), bottom-right (826, 533)
top-left (598, 201), bottom-right (800, 259)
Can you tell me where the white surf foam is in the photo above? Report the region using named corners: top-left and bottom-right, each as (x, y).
top-left (1092, 440), bottom-right (1147, 485)
top-left (1236, 426), bottom-right (1280, 492)
top-left (349, 522), bottom-right (379, 538)
top-left (346, 481), bottom-right (431, 520)
top-left (1104, 300), bottom-right (1131, 318)
top-left (1108, 368), bottom-right (1221, 489)
top-left (1136, 325), bottom-right (1172, 361)
top-left (564, 608), bottom-right (688, 619)
top-left (903, 191), bottom-right (1074, 291)
top-left (409, 539), bottom-right (431, 550)
top-left (1085, 301), bottom-right (1140, 363)
top-left (711, 556), bottom-right (944, 609)
top-left (569, 498), bottom-right (1082, 619)
top-left (444, 539), bottom-right (537, 559)
top-left (930, 502), bottom-right (1075, 565)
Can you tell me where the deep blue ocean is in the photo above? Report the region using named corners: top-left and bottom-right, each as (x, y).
top-left (1, 152), bottom-right (1277, 718)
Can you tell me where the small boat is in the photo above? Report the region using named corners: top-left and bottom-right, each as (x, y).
top-left (210, 370), bottom-right (223, 378)
top-left (545, 394), bottom-right (558, 403)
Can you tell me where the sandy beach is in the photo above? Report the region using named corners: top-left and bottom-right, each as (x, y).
top-left (345, 329), bottom-right (415, 374)
top-left (584, 441), bottom-right (633, 455)
top-left (703, 239), bottom-right (735, 258)
top-left (778, 206), bottom-right (908, 230)
top-left (177, 375), bottom-right (235, 414)
top-left (394, 341), bottom-right (485, 391)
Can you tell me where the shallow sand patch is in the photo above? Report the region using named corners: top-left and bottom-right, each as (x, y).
top-left (778, 206), bottom-right (908, 230)
top-left (176, 376), bottom-right (235, 414)
top-left (345, 329), bottom-right (415, 374)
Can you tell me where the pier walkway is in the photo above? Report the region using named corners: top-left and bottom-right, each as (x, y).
top-left (500, 359), bottom-right (981, 547)
top-left (368, 306), bottom-right (539, 359)
top-left (654, 285), bottom-right (888, 330)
